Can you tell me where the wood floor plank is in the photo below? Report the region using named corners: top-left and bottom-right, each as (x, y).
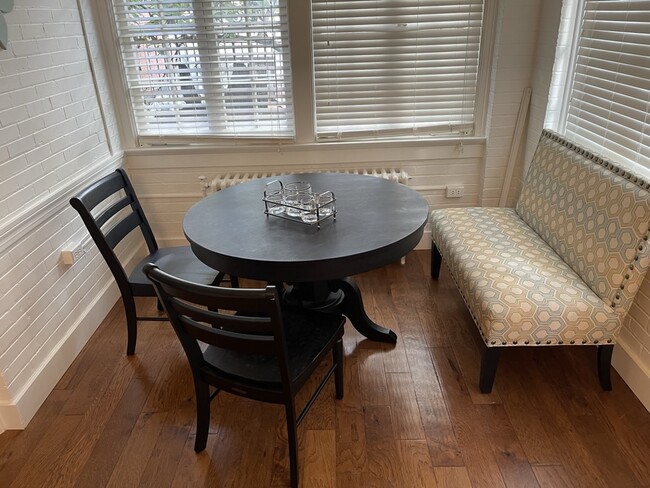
top-left (8, 414), bottom-right (82, 488)
top-left (407, 347), bottom-right (463, 466)
top-left (1, 251), bottom-right (648, 488)
top-left (563, 348), bottom-right (650, 485)
top-left (141, 341), bottom-right (193, 414)
top-left (396, 440), bottom-right (438, 488)
top-left (497, 349), bottom-right (561, 465)
top-left (170, 434), bottom-right (220, 488)
top-left (386, 372), bottom-right (426, 440)
top-left (335, 352), bottom-right (368, 474)
top-left (73, 377), bottom-right (153, 488)
top-left (532, 465), bottom-right (576, 488)
top-left (364, 405), bottom-right (402, 485)
top-left (480, 404), bottom-right (540, 488)
top-left (105, 411), bottom-right (168, 488)
top-left (411, 251), bottom-right (452, 348)
top-left (519, 351), bottom-right (611, 488)
top-left (41, 357), bottom-right (138, 487)
top-left (538, 348), bottom-right (646, 488)
top-left (303, 429), bottom-right (336, 488)
top-left (385, 264), bottom-right (431, 351)
top-left (434, 466), bottom-right (473, 488)
top-left (137, 416), bottom-right (192, 488)
top-left (0, 389), bottom-right (71, 487)
top-left (430, 346), bottom-right (507, 488)
top-left (358, 348), bottom-right (390, 406)
top-left (208, 399), bottom-right (275, 487)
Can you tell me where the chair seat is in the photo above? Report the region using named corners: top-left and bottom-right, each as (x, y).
top-left (430, 207), bottom-right (621, 346)
top-left (130, 246), bottom-right (219, 296)
top-left (203, 307), bottom-right (345, 387)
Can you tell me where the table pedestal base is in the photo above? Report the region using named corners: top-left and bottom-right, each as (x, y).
top-left (283, 278), bottom-right (397, 344)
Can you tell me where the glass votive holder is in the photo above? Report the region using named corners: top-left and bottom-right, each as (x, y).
top-left (284, 183), bottom-right (312, 218)
top-left (284, 181), bottom-right (312, 194)
top-left (315, 191), bottom-right (334, 217)
top-left (299, 194), bottom-right (318, 224)
top-left (283, 182), bottom-right (312, 217)
top-left (265, 190), bottom-right (284, 215)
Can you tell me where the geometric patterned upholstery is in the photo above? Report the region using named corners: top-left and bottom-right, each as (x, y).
top-left (516, 130), bottom-right (650, 314)
top-left (430, 207), bottom-right (621, 346)
top-left (431, 130), bottom-right (650, 348)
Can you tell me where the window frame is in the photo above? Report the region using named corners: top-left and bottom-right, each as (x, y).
top-left (550, 0), bottom-right (650, 175)
top-left (103, 0), bottom-right (497, 148)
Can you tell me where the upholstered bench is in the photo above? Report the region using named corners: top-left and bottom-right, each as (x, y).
top-left (430, 129), bottom-right (650, 393)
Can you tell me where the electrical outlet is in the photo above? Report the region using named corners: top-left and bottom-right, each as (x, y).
top-left (61, 244), bottom-right (85, 265)
top-left (446, 185), bottom-right (465, 198)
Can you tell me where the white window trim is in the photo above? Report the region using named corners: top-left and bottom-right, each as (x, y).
top-left (99, 0), bottom-right (498, 149)
top-left (545, 0), bottom-right (584, 133)
top-left (548, 0), bottom-right (650, 178)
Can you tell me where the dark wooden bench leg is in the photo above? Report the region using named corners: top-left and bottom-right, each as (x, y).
top-left (479, 346), bottom-right (501, 393)
top-left (431, 242), bottom-right (442, 279)
top-left (597, 344), bottom-right (614, 391)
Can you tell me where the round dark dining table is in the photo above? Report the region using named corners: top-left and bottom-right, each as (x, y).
top-left (183, 172), bottom-right (429, 343)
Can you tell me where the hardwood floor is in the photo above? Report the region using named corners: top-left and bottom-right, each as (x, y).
top-left (1, 250), bottom-right (649, 487)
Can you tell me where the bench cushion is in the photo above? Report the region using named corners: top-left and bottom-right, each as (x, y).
top-left (430, 207), bottom-right (621, 346)
top-left (516, 131), bottom-right (650, 314)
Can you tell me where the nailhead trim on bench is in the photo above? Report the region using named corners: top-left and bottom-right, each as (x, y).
top-left (542, 129), bottom-right (650, 191)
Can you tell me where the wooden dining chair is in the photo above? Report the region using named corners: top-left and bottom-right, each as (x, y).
top-left (143, 263), bottom-right (345, 488)
top-left (70, 168), bottom-right (237, 355)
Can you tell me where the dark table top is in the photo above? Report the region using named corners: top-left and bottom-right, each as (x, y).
top-left (184, 173), bottom-right (429, 282)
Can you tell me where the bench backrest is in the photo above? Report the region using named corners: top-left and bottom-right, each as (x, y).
top-left (516, 130), bottom-right (650, 314)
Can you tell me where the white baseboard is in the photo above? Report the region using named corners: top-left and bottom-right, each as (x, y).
top-left (0, 244), bottom-right (145, 430)
top-left (612, 339), bottom-right (650, 413)
top-left (0, 280), bottom-right (121, 429)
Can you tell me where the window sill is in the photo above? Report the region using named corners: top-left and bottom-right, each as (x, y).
top-left (124, 135), bottom-right (486, 157)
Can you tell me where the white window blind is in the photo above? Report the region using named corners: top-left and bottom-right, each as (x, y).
top-left (565, 0), bottom-right (650, 168)
top-left (111, 0), bottom-right (294, 141)
top-left (312, 0), bottom-right (484, 141)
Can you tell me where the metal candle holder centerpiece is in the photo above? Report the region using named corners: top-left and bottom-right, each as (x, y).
top-left (263, 180), bottom-right (336, 229)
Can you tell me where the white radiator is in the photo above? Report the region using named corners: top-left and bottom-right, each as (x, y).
top-left (200, 168), bottom-right (409, 196)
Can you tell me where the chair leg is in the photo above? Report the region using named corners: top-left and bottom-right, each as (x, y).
top-left (157, 298), bottom-right (163, 311)
top-left (479, 346), bottom-right (500, 393)
top-left (285, 402), bottom-right (299, 488)
top-left (230, 275), bottom-right (240, 288)
top-left (431, 242), bottom-right (442, 279)
top-left (597, 344), bottom-right (614, 391)
top-left (193, 380), bottom-right (211, 452)
top-left (123, 295), bottom-right (138, 356)
top-left (333, 338), bottom-right (344, 400)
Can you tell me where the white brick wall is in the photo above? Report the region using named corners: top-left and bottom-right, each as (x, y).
top-left (0, 0), bottom-right (133, 429)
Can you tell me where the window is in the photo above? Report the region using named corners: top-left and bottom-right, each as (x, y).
top-left (112, 0), bottom-right (293, 141)
top-left (111, 0), bottom-right (489, 144)
top-left (312, 0), bottom-right (484, 140)
top-left (562, 0), bottom-right (650, 170)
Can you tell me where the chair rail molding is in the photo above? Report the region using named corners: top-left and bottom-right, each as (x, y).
top-left (0, 152), bottom-right (124, 255)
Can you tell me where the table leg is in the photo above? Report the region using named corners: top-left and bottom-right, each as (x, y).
top-left (330, 277), bottom-right (397, 344)
top-left (281, 278), bottom-right (397, 343)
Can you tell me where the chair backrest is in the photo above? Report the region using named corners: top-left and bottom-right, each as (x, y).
top-left (70, 169), bottom-right (158, 289)
top-left (516, 130), bottom-right (650, 314)
top-left (143, 263), bottom-right (293, 386)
